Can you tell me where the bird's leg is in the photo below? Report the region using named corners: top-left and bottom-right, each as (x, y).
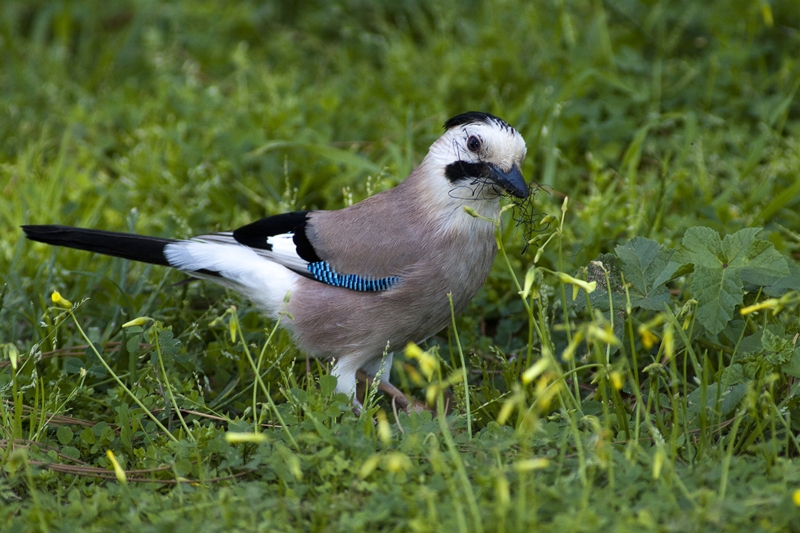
top-left (351, 396), bottom-right (364, 417)
top-left (356, 370), bottom-right (431, 413)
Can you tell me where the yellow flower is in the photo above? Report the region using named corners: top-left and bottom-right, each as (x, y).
top-left (793, 489), bottom-right (800, 507)
top-left (588, 324), bottom-right (620, 345)
top-left (495, 474), bottom-right (510, 508)
top-left (385, 452), bottom-right (412, 473)
top-left (405, 343), bottom-right (438, 381)
top-left (652, 448), bottom-right (665, 479)
top-left (2, 343), bottom-right (19, 371)
top-left (663, 326), bottom-right (674, 359)
top-left (51, 290), bottom-right (72, 309)
top-left (496, 397), bottom-right (516, 425)
top-left (761, 3), bottom-right (773, 27)
top-left (425, 383), bottom-right (441, 405)
top-left (122, 317), bottom-right (151, 328)
top-left (359, 455), bottom-right (381, 479)
top-left (740, 299), bottom-right (779, 315)
top-left (639, 326), bottom-right (658, 350)
top-left (561, 329), bottom-right (585, 361)
top-left (376, 410), bottom-right (392, 445)
top-left (225, 432), bottom-right (268, 444)
top-left (106, 450), bottom-right (127, 485)
top-left (519, 266), bottom-right (536, 299)
top-left (610, 371), bottom-right (624, 391)
top-left (463, 206), bottom-right (480, 218)
top-left (555, 272), bottom-right (596, 299)
top-left (522, 359), bottom-right (549, 384)
top-left (513, 458), bottom-right (549, 472)
top-left (534, 374), bottom-right (560, 410)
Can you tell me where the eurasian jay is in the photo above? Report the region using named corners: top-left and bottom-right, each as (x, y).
top-left (23, 111), bottom-right (529, 406)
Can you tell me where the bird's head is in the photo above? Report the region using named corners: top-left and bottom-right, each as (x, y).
top-left (429, 111), bottom-right (529, 201)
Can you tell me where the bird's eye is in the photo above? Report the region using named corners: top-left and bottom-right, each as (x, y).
top-left (467, 135), bottom-right (481, 153)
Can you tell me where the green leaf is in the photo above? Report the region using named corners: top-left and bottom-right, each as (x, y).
top-left (719, 364), bottom-right (749, 386)
top-left (581, 253), bottom-right (625, 312)
top-left (80, 427), bottom-right (96, 445)
top-left (56, 426), bottom-right (73, 445)
top-left (728, 240), bottom-right (788, 283)
top-left (691, 265), bottom-right (743, 335)
top-left (158, 329), bottom-right (181, 357)
top-left (126, 333), bottom-right (142, 353)
top-left (760, 328), bottom-right (794, 366)
top-left (615, 237), bottom-right (677, 311)
top-left (60, 446), bottom-right (81, 461)
top-left (63, 357), bottom-right (85, 375)
top-left (580, 238), bottom-right (679, 316)
top-left (675, 226), bottom-right (725, 267)
top-left (737, 331), bottom-right (766, 356)
top-left (687, 382), bottom-right (748, 416)
top-left (677, 226), bottom-right (789, 334)
top-left (722, 227), bottom-right (763, 266)
top-left (782, 348), bottom-right (800, 379)
top-left (755, 259), bottom-right (800, 297)
top-left (116, 404), bottom-right (132, 451)
top-left (319, 375), bottom-right (337, 397)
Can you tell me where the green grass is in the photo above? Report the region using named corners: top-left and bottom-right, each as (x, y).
top-left (2, 0), bottom-right (800, 531)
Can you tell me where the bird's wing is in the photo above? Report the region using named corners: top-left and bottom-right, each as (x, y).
top-left (192, 211), bottom-right (401, 292)
top-left (202, 211), bottom-right (319, 275)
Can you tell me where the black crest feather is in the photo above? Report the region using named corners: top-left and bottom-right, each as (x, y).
top-left (444, 112), bottom-right (514, 132)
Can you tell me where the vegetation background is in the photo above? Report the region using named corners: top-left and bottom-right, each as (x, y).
top-left (2, 0), bottom-right (800, 531)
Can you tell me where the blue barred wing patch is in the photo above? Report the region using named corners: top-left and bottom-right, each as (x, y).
top-left (307, 262), bottom-right (400, 292)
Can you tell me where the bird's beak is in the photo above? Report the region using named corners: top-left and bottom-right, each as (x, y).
top-left (490, 164), bottom-right (529, 198)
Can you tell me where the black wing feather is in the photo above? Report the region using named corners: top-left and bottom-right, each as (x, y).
top-left (232, 211), bottom-right (321, 263)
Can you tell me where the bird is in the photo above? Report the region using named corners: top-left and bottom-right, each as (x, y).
top-left (22, 111), bottom-right (529, 408)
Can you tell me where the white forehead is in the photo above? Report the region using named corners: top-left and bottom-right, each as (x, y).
top-left (429, 119), bottom-right (527, 171)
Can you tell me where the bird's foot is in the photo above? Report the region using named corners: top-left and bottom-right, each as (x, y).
top-left (356, 370), bottom-right (431, 413)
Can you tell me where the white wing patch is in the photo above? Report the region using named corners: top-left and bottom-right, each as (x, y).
top-left (163, 238), bottom-right (301, 317)
top-left (171, 232), bottom-right (311, 275)
top-left (266, 233), bottom-right (310, 272)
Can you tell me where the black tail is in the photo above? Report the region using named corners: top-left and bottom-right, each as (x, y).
top-left (22, 225), bottom-right (176, 267)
